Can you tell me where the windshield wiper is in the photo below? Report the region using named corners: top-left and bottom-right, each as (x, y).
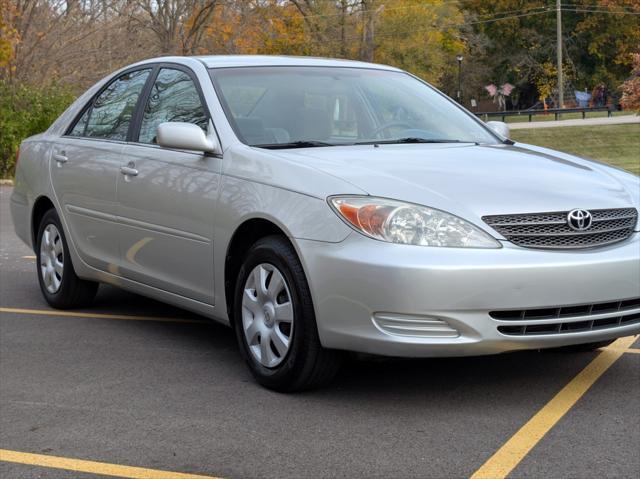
top-left (355, 138), bottom-right (478, 145)
top-left (254, 140), bottom-right (337, 149)
top-left (255, 138), bottom-right (477, 149)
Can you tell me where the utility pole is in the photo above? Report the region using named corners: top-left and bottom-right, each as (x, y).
top-left (456, 55), bottom-right (463, 104)
top-left (556, 0), bottom-right (564, 108)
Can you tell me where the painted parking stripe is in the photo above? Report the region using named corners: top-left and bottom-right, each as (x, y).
top-left (22, 255), bottom-right (36, 260)
top-left (470, 334), bottom-right (638, 479)
top-left (624, 348), bottom-right (640, 354)
top-left (0, 307), bottom-right (208, 325)
top-left (0, 449), bottom-right (222, 479)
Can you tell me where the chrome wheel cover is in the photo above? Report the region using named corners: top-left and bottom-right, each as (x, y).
top-left (40, 224), bottom-right (64, 294)
top-left (241, 263), bottom-right (294, 368)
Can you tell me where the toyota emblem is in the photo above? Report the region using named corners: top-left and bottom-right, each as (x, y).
top-left (567, 209), bottom-right (593, 231)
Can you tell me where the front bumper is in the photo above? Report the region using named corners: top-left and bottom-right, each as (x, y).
top-left (297, 233), bottom-right (640, 357)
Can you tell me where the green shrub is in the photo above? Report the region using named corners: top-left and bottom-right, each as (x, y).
top-left (0, 81), bottom-right (75, 178)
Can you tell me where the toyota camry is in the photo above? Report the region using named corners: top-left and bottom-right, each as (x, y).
top-left (10, 55), bottom-right (640, 391)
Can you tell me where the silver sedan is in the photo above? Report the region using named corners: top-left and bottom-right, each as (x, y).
top-left (10, 55), bottom-right (640, 391)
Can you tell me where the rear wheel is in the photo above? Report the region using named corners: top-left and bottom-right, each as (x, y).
top-left (36, 209), bottom-right (98, 309)
top-left (233, 236), bottom-right (342, 392)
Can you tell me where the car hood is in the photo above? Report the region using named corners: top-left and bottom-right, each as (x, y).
top-left (274, 142), bottom-right (639, 229)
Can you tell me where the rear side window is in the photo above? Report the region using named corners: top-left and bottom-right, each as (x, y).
top-left (138, 68), bottom-right (208, 144)
top-left (69, 69), bottom-right (151, 140)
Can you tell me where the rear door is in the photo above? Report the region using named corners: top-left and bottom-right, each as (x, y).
top-left (117, 66), bottom-right (221, 304)
top-left (51, 68), bottom-right (152, 271)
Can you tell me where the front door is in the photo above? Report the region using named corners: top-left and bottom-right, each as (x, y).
top-left (117, 67), bottom-right (220, 304)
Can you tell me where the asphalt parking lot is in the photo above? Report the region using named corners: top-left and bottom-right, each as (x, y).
top-left (1, 185), bottom-right (638, 479)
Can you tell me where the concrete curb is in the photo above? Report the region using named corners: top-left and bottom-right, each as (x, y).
top-left (0, 179), bottom-right (15, 186)
top-left (509, 114), bottom-right (640, 130)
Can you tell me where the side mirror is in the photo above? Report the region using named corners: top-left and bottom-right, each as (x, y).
top-left (486, 121), bottom-right (510, 139)
top-left (156, 121), bottom-right (220, 154)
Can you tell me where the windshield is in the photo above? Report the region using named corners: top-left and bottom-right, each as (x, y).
top-left (210, 66), bottom-right (498, 148)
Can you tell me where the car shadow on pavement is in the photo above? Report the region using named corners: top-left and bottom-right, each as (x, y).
top-left (332, 350), bottom-right (592, 399)
top-left (91, 285), bottom-right (209, 321)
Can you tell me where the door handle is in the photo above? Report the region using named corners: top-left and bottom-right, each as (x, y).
top-left (120, 166), bottom-right (139, 177)
top-left (53, 154), bottom-right (68, 164)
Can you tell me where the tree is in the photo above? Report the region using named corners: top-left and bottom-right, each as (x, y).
top-left (462, 0), bottom-right (640, 107)
top-left (4, 1), bottom-right (153, 89)
top-left (462, 0), bottom-right (560, 106)
top-left (133, 0), bottom-right (220, 55)
top-left (570, 0), bottom-right (640, 92)
top-left (533, 61), bottom-right (557, 106)
top-left (620, 53), bottom-right (640, 112)
top-left (0, 0), bottom-right (19, 70)
top-left (374, 0), bottom-right (466, 85)
top-left (199, 1), bottom-right (313, 56)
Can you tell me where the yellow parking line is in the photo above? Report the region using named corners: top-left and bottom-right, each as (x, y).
top-left (0, 307), bottom-right (208, 325)
top-left (470, 334), bottom-right (638, 479)
top-left (22, 255), bottom-right (36, 260)
top-left (624, 348), bottom-right (640, 354)
top-left (0, 449), bottom-right (222, 479)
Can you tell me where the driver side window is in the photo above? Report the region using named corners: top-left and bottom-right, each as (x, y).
top-left (138, 68), bottom-right (208, 144)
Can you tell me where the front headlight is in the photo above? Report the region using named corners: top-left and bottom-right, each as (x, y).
top-left (329, 196), bottom-right (501, 248)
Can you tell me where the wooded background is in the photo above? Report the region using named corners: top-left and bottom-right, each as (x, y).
top-left (1, 0), bottom-right (639, 176)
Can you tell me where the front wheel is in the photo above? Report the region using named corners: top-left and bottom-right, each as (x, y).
top-left (233, 236), bottom-right (342, 392)
top-left (36, 209), bottom-right (98, 309)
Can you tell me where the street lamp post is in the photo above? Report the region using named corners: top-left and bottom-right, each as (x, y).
top-left (456, 54), bottom-right (463, 104)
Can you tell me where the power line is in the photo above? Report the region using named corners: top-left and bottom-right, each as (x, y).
top-left (282, 1), bottom-right (559, 21)
top-left (363, 7), bottom-right (639, 44)
top-left (464, 9), bottom-right (553, 26)
top-left (560, 2), bottom-right (640, 14)
top-left (464, 5), bottom-right (554, 20)
top-left (561, 1), bottom-right (639, 7)
top-left (328, 6), bottom-right (638, 43)
top-left (363, 10), bottom-right (554, 41)
top-left (288, 0), bottom-right (464, 20)
top-left (562, 8), bottom-right (640, 15)
top-left (264, 3), bottom-right (639, 46)
top-left (297, 9), bottom-right (553, 46)
top-left (293, 2), bottom-right (640, 22)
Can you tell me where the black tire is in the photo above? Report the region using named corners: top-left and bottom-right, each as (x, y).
top-left (36, 208), bottom-right (98, 309)
top-left (551, 338), bottom-right (616, 352)
top-left (233, 235), bottom-right (342, 392)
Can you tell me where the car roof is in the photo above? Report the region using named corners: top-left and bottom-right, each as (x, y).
top-left (134, 55), bottom-right (402, 71)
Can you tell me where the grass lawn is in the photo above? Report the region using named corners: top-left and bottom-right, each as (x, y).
top-left (511, 124), bottom-right (640, 175)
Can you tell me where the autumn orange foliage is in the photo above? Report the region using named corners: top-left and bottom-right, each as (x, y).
top-left (201, 2), bottom-right (311, 56)
top-left (620, 53), bottom-right (640, 113)
top-left (0, 0), bottom-right (19, 69)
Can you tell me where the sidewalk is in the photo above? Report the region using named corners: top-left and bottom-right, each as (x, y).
top-left (509, 114), bottom-right (639, 130)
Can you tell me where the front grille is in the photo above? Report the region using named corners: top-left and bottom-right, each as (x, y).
top-left (491, 298), bottom-right (640, 336)
top-left (483, 208), bottom-right (637, 249)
